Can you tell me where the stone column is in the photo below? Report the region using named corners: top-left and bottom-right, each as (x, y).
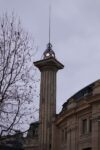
top-left (92, 101), bottom-right (100, 150)
top-left (92, 119), bottom-right (99, 150)
top-left (34, 57), bottom-right (64, 150)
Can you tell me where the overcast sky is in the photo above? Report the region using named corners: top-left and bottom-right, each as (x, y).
top-left (0, 0), bottom-right (100, 113)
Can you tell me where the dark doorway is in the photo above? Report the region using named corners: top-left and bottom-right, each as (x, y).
top-left (83, 148), bottom-right (92, 150)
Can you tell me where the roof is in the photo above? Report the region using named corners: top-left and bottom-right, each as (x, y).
top-left (62, 79), bottom-right (100, 111)
top-left (30, 121), bottom-right (39, 127)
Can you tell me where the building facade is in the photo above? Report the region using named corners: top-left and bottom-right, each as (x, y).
top-left (54, 80), bottom-right (100, 150)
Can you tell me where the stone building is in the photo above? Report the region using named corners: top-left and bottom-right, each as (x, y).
top-left (1, 42), bottom-right (100, 150)
top-left (54, 80), bottom-right (100, 150)
top-left (0, 131), bottom-right (24, 150)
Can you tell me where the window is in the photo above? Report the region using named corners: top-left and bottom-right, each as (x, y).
top-left (89, 119), bottom-right (92, 132)
top-left (62, 129), bottom-right (64, 142)
top-left (82, 119), bottom-right (87, 134)
top-left (61, 129), bottom-right (67, 143)
top-left (65, 130), bottom-right (67, 141)
top-left (82, 118), bottom-right (92, 135)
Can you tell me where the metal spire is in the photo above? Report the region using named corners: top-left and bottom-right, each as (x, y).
top-left (49, 4), bottom-right (51, 44)
top-left (43, 3), bottom-right (55, 59)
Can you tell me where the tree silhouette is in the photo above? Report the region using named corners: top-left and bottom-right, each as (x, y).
top-left (0, 13), bottom-right (38, 136)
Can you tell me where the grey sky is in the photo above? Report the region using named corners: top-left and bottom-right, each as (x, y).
top-left (0, 0), bottom-right (100, 113)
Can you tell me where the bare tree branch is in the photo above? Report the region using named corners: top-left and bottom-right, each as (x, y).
top-left (0, 13), bottom-right (38, 136)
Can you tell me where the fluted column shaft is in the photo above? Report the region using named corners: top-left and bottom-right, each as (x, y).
top-left (39, 69), bottom-right (56, 150)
